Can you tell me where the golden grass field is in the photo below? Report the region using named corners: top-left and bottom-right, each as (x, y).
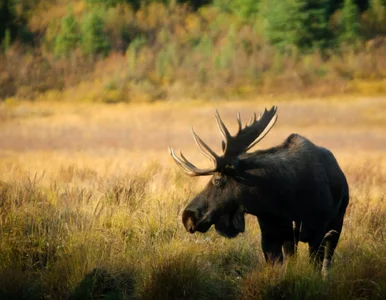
top-left (0, 97), bottom-right (385, 299)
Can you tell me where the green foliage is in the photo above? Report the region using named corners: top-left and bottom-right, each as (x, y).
top-left (263, 0), bottom-right (334, 53)
top-left (127, 36), bottom-right (146, 71)
top-left (216, 25), bottom-right (236, 69)
top-left (340, 0), bottom-right (361, 46)
top-left (155, 42), bottom-right (178, 80)
top-left (196, 33), bottom-right (213, 58)
top-left (54, 6), bottom-right (80, 58)
top-left (80, 10), bottom-right (110, 58)
top-left (213, 0), bottom-right (260, 20)
top-left (262, 0), bottom-right (298, 53)
top-left (2, 27), bottom-right (11, 51)
top-left (85, 0), bottom-right (141, 10)
top-left (0, 0), bottom-right (16, 43)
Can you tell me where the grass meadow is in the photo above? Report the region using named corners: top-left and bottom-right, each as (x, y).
top-left (0, 97), bottom-right (385, 299)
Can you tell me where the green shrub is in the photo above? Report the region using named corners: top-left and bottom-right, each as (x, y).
top-left (80, 10), bottom-right (110, 58)
top-left (54, 6), bottom-right (80, 58)
top-left (339, 0), bottom-right (361, 47)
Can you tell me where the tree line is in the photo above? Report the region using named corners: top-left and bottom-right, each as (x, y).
top-left (1, 0), bottom-right (384, 55)
top-left (1, 0), bottom-right (386, 100)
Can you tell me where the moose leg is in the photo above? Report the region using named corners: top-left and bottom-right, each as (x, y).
top-left (308, 232), bottom-right (325, 268)
top-left (258, 216), bottom-right (294, 264)
top-left (260, 232), bottom-right (283, 263)
top-left (283, 222), bottom-right (300, 260)
top-left (283, 222), bottom-right (299, 260)
top-left (322, 217), bottom-right (344, 279)
top-left (282, 242), bottom-right (295, 260)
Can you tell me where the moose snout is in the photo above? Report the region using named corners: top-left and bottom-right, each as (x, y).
top-left (187, 222), bottom-right (195, 233)
top-left (182, 208), bottom-right (214, 234)
top-left (182, 210), bottom-right (196, 233)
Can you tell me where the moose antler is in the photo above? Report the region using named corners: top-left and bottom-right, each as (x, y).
top-left (216, 106), bottom-right (278, 159)
top-left (169, 106), bottom-right (278, 176)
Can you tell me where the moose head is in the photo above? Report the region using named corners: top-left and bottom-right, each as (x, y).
top-left (169, 107), bottom-right (278, 238)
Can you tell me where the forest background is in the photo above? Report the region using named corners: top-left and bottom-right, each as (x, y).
top-left (1, 0), bottom-right (386, 102)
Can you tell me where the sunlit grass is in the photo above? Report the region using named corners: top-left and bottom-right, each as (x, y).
top-left (0, 98), bottom-right (385, 299)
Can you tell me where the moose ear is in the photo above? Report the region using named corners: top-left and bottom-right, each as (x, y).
top-left (231, 206), bottom-right (245, 233)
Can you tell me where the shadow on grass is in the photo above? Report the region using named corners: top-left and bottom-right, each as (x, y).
top-left (70, 268), bottom-right (135, 300)
top-left (139, 254), bottom-right (237, 300)
top-left (0, 270), bottom-right (44, 300)
top-left (241, 264), bottom-right (329, 300)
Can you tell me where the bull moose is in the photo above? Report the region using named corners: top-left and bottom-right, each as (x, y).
top-left (169, 106), bottom-right (349, 277)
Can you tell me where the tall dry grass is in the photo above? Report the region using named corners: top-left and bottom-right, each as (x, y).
top-left (0, 98), bottom-right (385, 299)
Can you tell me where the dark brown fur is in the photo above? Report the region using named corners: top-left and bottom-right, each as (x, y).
top-left (182, 134), bottom-right (349, 271)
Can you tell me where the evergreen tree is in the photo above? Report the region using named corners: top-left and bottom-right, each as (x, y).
top-left (81, 11), bottom-right (110, 57)
top-left (234, 0), bottom-right (260, 20)
top-left (0, 0), bottom-right (17, 43)
top-left (302, 0), bottom-right (334, 50)
top-left (340, 0), bottom-right (361, 46)
top-left (263, 0), bottom-right (298, 52)
top-left (2, 27), bottom-right (11, 51)
top-left (54, 7), bottom-right (80, 57)
top-left (263, 0), bottom-right (333, 53)
top-left (214, 0), bottom-right (260, 20)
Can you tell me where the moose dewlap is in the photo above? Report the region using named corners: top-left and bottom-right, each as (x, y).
top-left (169, 106), bottom-right (349, 278)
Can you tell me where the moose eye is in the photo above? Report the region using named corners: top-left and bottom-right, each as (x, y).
top-left (212, 177), bottom-right (222, 187)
